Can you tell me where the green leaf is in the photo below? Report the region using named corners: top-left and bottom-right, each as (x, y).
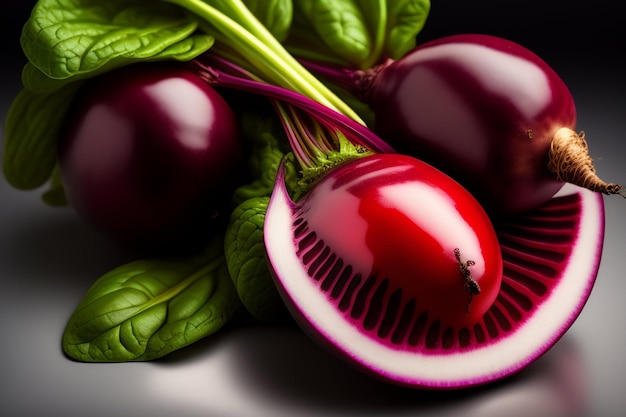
top-left (21, 34), bottom-right (214, 94)
top-left (286, 0), bottom-right (431, 67)
top-left (385, 0), bottom-right (431, 60)
top-left (353, 0), bottom-right (387, 66)
top-left (3, 83), bottom-right (81, 190)
top-left (224, 197), bottom-right (286, 322)
top-left (41, 164), bottom-right (68, 206)
top-left (243, 0), bottom-right (293, 42)
top-left (231, 113), bottom-right (286, 206)
top-left (20, 0), bottom-right (214, 82)
top-left (62, 234), bottom-right (240, 362)
top-left (289, 0), bottom-right (372, 67)
top-left (223, 113), bottom-right (288, 322)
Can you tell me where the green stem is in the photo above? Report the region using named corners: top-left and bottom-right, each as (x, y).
top-left (165, 0), bottom-right (364, 124)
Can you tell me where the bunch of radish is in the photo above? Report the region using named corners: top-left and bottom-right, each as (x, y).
top-left (4, 0), bottom-right (622, 390)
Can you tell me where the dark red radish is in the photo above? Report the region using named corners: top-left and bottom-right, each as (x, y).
top-left (302, 34), bottom-right (624, 217)
top-left (58, 62), bottom-right (244, 252)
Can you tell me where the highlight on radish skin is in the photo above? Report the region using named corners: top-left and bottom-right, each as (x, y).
top-left (58, 62), bottom-right (245, 252)
top-left (300, 34), bottom-right (624, 216)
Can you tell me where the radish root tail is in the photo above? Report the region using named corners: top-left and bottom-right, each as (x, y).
top-left (548, 127), bottom-right (625, 198)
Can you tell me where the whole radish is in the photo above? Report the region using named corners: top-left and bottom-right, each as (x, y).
top-left (306, 34), bottom-right (624, 217)
top-left (58, 62), bottom-right (245, 253)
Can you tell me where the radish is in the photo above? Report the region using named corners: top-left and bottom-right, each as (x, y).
top-left (266, 151), bottom-right (503, 334)
top-left (58, 62), bottom-right (244, 252)
top-left (301, 33), bottom-right (624, 217)
top-left (198, 56), bottom-right (605, 389)
top-left (267, 177), bottom-right (604, 389)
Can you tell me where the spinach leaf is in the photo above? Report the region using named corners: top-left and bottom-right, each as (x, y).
top-left (21, 35), bottom-right (213, 94)
top-left (3, 83), bottom-right (81, 190)
top-left (231, 113), bottom-right (286, 207)
top-left (288, 0), bottom-right (373, 67)
top-left (286, 0), bottom-right (431, 68)
top-left (224, 114), bottom-right (287, 322)
top-left (21, 0), bottom-right (214, 83)
top-left (62, 234), bottom-right (240, 362)
top-left (243, 0), bottom-right (293, 42)
top-left (225, 196), bottom-right (286, 323)
top-left (385, 0), bottom-right (431, 60)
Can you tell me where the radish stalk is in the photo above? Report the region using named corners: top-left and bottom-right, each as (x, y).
top-left (192, 56), bottom-right (394, 155)
top-left (164, 0), bottom-right (364, 124)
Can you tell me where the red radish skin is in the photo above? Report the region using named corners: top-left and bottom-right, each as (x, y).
top-left (58, 63), bottom-right (244, 252)
top-left (370, 34), bottom-right (573, 215)
top-left (307, 34), bottom-right (624, 217)
top-left (292, 154), bottom-right (503, 329)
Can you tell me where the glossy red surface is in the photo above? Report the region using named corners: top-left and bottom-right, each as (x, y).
top-left (58, 63), bottom-right (243, 251)
top-left (295, 154), bottom-right (503, 331)
top-left (371, 34), bottom-right (575, 216)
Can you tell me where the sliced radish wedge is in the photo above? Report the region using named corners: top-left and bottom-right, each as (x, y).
top-left (265, 179), bottom-right (604, 389)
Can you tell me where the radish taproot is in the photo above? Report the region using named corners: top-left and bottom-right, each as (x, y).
top-left (58, 62), bottom-right (244, 252)
top-left (302, 33), bottom-right (624, 217)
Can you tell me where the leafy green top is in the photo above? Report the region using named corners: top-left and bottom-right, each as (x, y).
top-left (285, 0), bottom-right (431, 69)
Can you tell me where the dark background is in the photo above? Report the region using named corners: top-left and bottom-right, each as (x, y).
top-left (420, 1), bottom-right (622, 56)
top-left (419, 1), bottom-right (623, 83)
top-left (2, 1), bottom-right (622, 128)
top-left (3, 1), bottom-right (622, 142)
top-left (2, 1), bottom-right (623, 71)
